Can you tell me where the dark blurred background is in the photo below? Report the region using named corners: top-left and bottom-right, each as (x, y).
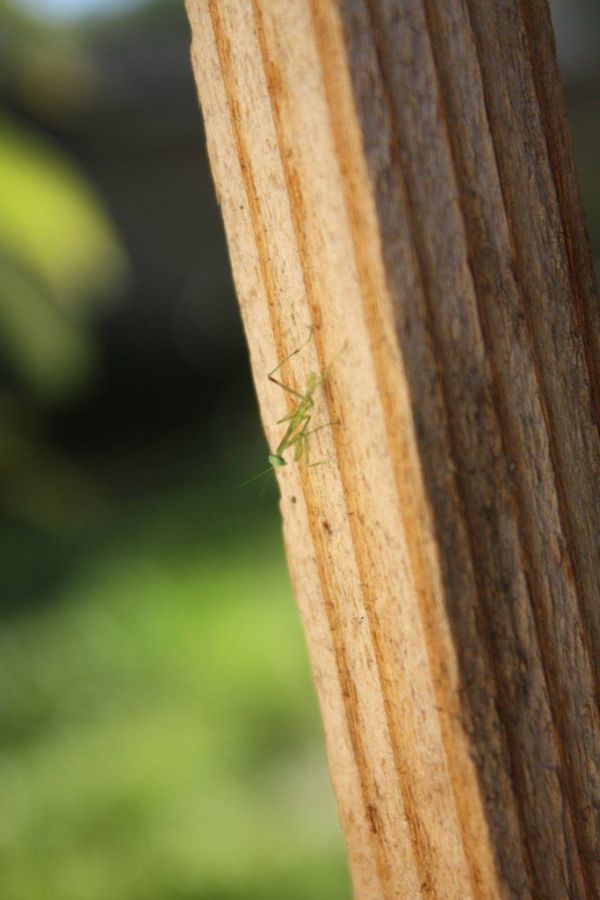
top-left (0, 1), bottom-right (597, 898)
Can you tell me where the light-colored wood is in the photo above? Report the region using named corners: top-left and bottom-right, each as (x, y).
top-left (185, 2), bottom-right (600, 897)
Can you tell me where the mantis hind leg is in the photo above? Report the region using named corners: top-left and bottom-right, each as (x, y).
top-left (267, 327), bottom-right (314, 400)
top-left (303, 420), bottom-right (340, 466)
top-left (297, 418), bottom-right (339, 468)
top-left (305, 420), bottom-right (340, 437)
top-left (302, 434), bottom-right (321, 468)
top-left (304, 436), bottom-right (327, 469)
top-left (292, 431), bottom-right (319, 467)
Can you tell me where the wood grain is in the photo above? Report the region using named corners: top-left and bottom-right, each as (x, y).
top-left (185, 1), bottom-right (600, 896)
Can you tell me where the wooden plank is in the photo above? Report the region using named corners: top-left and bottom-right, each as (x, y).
top-left (185, 1), bottom-right (600, 896)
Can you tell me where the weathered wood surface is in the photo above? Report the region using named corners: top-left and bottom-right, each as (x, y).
top-left (185, 2), bottom-right (600, 897)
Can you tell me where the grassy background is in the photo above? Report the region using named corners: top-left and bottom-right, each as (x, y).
top-left (0, 453), bottom-right (351, 900)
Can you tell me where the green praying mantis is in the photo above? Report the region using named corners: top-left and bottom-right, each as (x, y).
top-left (243, 328), bottom-right (339, 488)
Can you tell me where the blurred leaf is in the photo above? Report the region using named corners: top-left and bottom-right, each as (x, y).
top-left (0, 254), bottom-right (96, 400)
top-left (0, 108), bottom-right (128, 314)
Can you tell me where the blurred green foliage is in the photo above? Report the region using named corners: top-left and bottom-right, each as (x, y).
top-left (0, 469), bottom-right (351, 900)
top-left (0, 109), bottom-right (127, 401)
top-left (0, 113), bottom-right (125, 311)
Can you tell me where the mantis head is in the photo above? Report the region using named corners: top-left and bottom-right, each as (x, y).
top-left (268, 453), bottom-right (287, 469)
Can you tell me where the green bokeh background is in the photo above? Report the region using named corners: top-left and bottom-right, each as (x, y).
top-left (0, 1), bottom-right (598, 898)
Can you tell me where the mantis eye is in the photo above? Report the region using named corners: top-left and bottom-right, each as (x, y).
top-left (268, 454), bottom-right (287, 468)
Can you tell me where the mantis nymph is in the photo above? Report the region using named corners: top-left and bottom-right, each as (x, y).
top-left (243, 329), bottom-right (338, 488)
top-left (267, 328), bottom-right (338, 471)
